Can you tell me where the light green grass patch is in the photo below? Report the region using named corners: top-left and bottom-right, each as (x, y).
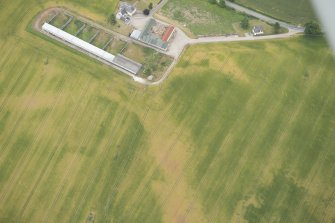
top-left (235, 0), bottom-right (316, 25)
top-left (160, 0), bottom-right (245, 36)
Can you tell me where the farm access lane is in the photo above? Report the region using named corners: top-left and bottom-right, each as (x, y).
top-left (189, 29), bottom-right (302, 45)
top-left (150, 0), bottom-right (169, 16)
top-left (224, 0), bottom-right (305, 32)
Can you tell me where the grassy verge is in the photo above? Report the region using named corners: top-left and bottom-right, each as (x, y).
top-left (234, 0), bottom-right (316, 25)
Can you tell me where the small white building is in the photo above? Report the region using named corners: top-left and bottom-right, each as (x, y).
top-left (130, 29), bottom-right (142, 40)
top-left (252, 26), bottom-right (264, 36)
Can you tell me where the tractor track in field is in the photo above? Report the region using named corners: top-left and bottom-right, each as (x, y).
top-left (41, 78), bottom-right (126, 222)
top-left (18, 78), bottom-right (93, 219)
top-left (69, 89), bottom-right (140, 223)
top-left (0, 80), bottom-right (67, 206)
top-left (41, 99), bottom-right (108, 223)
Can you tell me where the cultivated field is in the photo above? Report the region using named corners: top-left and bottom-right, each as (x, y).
top-left (235, 0), bottom-right (316, 25)
top-left (1, 0), bottom-right (335, 223)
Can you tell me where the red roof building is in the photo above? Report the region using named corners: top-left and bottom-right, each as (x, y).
top-left (161, 26), bottom-right (175, 42)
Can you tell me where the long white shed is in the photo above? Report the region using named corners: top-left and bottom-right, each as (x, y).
top-left (42, 23), bottom-right (115, 63)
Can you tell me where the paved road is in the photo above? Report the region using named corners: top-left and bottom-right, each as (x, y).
top-left (225, 1), bottom-right (305, 32)
top-left (150, 0), bottom-right (169, 15)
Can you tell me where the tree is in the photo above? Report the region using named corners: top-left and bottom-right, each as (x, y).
top-left (108, 13), bottom-right (116, 25)
top-left (274, 22), bottom-right (280, 34)
top-left (148, 2), bottom-right (153, 10)
top-left (143, 8), bottom-right (150, 15)
top-left (304, 21), bottom-right (321, 35)
top-left (240, 17), bottom-right (249, 29)
top-left (217, 0), bottom-right (225, 7)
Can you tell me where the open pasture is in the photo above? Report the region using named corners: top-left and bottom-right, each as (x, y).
top-left (159, 0), bottom-right (245, 36)
top-left (235, 0), bottom-right (316, 25)
top-left (1, 0), bottom-right (335, 222)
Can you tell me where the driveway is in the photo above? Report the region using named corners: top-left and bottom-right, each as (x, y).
top-left (225, 1), bottom-right (305, 32)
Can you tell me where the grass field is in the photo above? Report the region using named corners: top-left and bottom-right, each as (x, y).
top-left (159, 0), bottom-right (245, 36)
top-left (235, 0), bottom-right (316, 25)
top-left (1, 0), bottom-right (335, 223)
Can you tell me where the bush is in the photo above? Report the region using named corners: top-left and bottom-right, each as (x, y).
top-left (143, 8), bottom-right (150, 15)
top-left (240, 17), bottom-right (249, 29)
top-left (304, 21), bottom-right (321, 35)
top-left (217, 0), bottom-right (225, 7)
top-left (274, 22), bottom-right (280, 34)
top-left (108, 13), bottom-right (117, 25)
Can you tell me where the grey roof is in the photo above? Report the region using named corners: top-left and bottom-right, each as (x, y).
top-left (253, 26), bottom-right (263, 33)
top-left (112, 54), bottom-right (142, 75)
top-left (138, 19), bottom-right (169, 51)
top-left (120, 3), bottom-right (135, 14)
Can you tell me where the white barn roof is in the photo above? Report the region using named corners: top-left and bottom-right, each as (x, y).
top-left (42, 23), bottom-right (115, 63)
top-left (130, 30), bottom-right (141, 40)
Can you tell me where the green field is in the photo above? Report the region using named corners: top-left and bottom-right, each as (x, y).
top-left (159, 0), bottom-right (245, 36)
top-left (235, 0), bottom-right (316, 25)
top-left (1, 0), bottom-right (335, 222)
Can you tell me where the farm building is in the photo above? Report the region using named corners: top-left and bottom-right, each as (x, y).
top-left (252, 26), bottom-right (264, 36)
top-left (112, 54), bottom-right (142, 75)
top-left (162, 25), bottom-right (176, 42)
top-left (42, 23), bottom-right (142, 75)
top-left (131, 19), bottom-right (175, 51)
top-left (130, 29), bottom-right (141, 40)
top-left (116, 2), bottom-right (136, 24)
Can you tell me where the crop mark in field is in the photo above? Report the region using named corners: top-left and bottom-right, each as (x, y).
top-left (17, 78), bottom-right (93, 219)
top-left (41, 99), bottom-right (112, 222)
top-left (70, 90), bottom-right (140, 223)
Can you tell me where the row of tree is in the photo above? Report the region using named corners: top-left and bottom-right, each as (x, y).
top-left (240, 18), bottom-right (321, 36)
top-left (208, 0), bottom-right (226, 8)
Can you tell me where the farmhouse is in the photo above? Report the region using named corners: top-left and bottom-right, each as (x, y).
top-left (252, 26), bottom-right (264, 36)
top-left (116, 2), bottom-right (136, 24)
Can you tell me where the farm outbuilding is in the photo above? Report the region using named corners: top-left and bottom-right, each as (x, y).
top-left (130, 30), bottom-right (142, 40)
top-left (42, 23), bottom-right (115, 63)
top-left (252, 26), bottom-right (264, 36)
top-left (112, 54), bottom-right (142, 75)
top-left (134, 19), bottom-right (176, 51)
top-left (42, 23), bottom-right (142, 75)
top-left (161, 26), bottom-right (175, 42)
